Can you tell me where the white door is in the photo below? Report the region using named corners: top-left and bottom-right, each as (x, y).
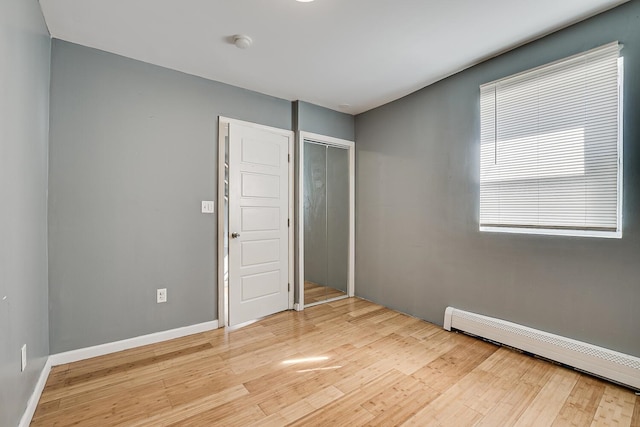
top-left (228, 122), bottom-right (291, 326)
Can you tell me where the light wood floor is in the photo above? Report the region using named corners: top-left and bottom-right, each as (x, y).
top-left (32, 298), bottom-right (640, 426)
top-left (304, 281), bottom-right (347, 305)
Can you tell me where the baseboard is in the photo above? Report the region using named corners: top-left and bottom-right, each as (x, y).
top-left (49, 319), bottom-right (219, 366)
top-left (18, 357), bottom-right (52, 427)
top-left (444, 307), bottom-right (640, 391)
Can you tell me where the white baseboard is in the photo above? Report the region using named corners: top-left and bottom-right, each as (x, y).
top-left (19, 320), bottom-right (219, 426)
top-left (18, 357), bottom-right (52, 427)
top-left (49, 320), bottom-right (219, 366)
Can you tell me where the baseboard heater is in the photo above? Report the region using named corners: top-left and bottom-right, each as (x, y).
top-left (444, 307), bottom-right (640, 391)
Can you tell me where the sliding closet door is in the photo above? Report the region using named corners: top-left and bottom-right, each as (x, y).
top-left (326, 146), bottom-right (349, 295)
top-left (303, 140), bottom-right (349, 305)
top-left (303, 142), bottom-right (328, 292)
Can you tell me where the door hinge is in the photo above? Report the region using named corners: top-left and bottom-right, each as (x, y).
top-left (288, 218), bottom-right (290, 227)
top-left (288, 154), bottom-right (291, 163)
top-left (288, 283), bottom-right (290, 292)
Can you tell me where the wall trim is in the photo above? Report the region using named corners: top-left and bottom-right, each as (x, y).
top-left (18, 357), bottom-right (52, 427)
top-left (49, 320), bottom-right (219, 366)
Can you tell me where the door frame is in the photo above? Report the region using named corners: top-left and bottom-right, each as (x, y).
top-left (217, 116), bottom-right (295, 327)
top-left (297, 131), bottom-right (355, 310)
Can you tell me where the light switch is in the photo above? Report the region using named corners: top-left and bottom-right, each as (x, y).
top-left (201, 201), bottom-right (215, 214)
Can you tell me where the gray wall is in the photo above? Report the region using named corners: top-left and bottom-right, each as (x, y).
top-left (355, 1), bottom-right (640, 357)
top-left (295, 101), bottom-right (355, 141)
top-left (0, 0), bottom-right (51, 425)
top-left (48, 40), bottom-right (292, 353)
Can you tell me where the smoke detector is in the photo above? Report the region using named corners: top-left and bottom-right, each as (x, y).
top-left (233, 35), bottom-right (253, 49)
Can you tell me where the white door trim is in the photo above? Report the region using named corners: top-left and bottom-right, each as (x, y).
top-left (218, 116), bottom-right (295, 327)
top-left (297, 131), bottom-right (355, 310)
top-left (217, 121), bottom-right (227, 327)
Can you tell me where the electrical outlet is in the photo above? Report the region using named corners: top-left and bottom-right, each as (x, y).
top-left (21, 344), bottom-right (27, 372)
top-left (157, 288), bottom-right (167, 303)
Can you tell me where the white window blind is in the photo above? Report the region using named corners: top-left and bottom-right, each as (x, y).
top-left (479, 42), bottom-right (623, 238)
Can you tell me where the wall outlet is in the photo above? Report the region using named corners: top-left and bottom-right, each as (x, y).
top-left (21, 344), bottom-right (27, 372)
top-left (157, 288), bottom-right (167, 303)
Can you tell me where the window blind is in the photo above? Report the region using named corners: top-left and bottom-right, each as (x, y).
top-left (479, 42), bottom-right (622, 237)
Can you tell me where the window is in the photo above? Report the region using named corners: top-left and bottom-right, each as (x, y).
top-left (479, 42), bottom-right (623, 238)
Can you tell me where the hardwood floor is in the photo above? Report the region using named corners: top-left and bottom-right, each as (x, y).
top-left (304, 281), bottom-right (347, 305)
top-left (32, 298), bottom-right (640, 426)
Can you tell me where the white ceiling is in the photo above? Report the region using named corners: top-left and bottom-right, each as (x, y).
top-left (39, 0), bottom-right (628, 115)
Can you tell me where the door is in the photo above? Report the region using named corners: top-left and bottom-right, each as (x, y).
top-left (228, 122), bottom-right (291, 326)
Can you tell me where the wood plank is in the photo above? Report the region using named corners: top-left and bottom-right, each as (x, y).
top-left (289, 369), bottom-right (407, 426)
top-left (403, 366), bottom-right (494, 426)
top-left (362, 373), bottom-right (440, 425)
top-left (474, 352), bottom-right (553, 425)
top-left (401, 397), bottom-right (483, 426)
top-left (513, 367), bottom-right (579, 426)
top-left (632, 395), bottom-right (640, 427)
top-left (591, 384), bottom-right (636, 427)
top-left (165, 401), bottom-right (266, 426)
top-left (259, 386), bottom-right (346, 425)
top-left (31, 380), bottom-right (171, 427)
top-left (552, 375), bottom-right (606, 426)
top-left (39, 362), bottom-right (164, 404)
top-left (30, 399), bottom-right (60, 421)
top-left (411, 339), bottom-right (498, 393)
top-left (128, 384), bottom-right (249, 427)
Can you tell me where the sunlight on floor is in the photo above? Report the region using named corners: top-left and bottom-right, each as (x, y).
top-left (282, 356), bottom-right (329, 365)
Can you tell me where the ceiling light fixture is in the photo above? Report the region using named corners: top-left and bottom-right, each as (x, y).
top-left (296, 0), bottom-right (315, 2)
top-left (233, 34), bottom-right (253, 49)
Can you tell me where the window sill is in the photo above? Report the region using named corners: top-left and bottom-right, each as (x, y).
top-left (479, 226), bottom-right (622, 239)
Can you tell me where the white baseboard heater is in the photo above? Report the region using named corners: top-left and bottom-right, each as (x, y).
top-left (443, 307), bottom-right (640, 391)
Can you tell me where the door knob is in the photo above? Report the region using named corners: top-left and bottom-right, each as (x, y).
top-left (231, 232), bottom-right (241, 239)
